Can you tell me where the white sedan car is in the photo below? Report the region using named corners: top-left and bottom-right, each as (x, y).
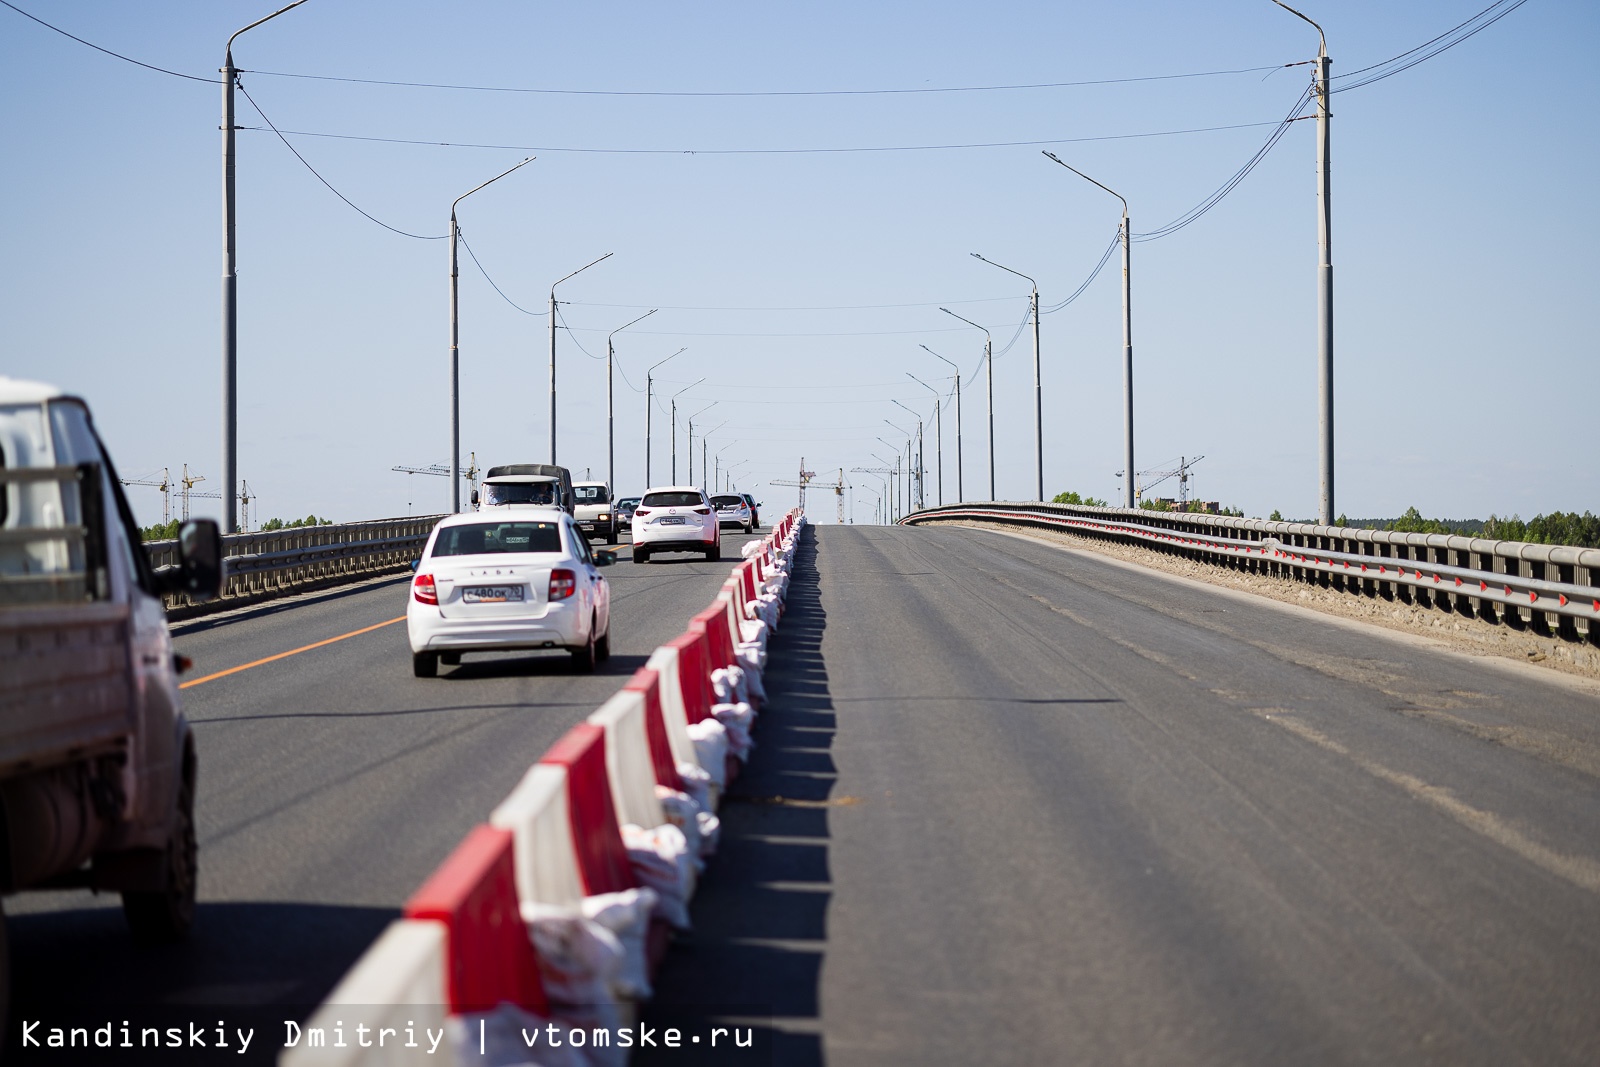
top-left (631, 486), bottom-right (721, 563)
top-left (407, 509), bottom-right (614, 677)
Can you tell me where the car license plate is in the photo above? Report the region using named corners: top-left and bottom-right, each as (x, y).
top-left (659, 516), bottom-right (686, 525)
top-left (462, 585), bottom-right (523, 603)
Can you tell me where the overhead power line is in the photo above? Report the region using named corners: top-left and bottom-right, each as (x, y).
top-left (239, 63), bottom-right (1289, 98)
top-left (0, 0), bottom-right (220, 83)
top-left (1332, 0), bottom-right (1533, 93)
top-left (235, 117), bottom-right (1293, 157)
top-left (236, 81), bottom-right (447, 240)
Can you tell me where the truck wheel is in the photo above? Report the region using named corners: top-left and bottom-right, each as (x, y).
top-left (1, 899), bottom-right (9, 1040)
top-left (606, 526), bottom-right (617, 545)
top-left (413, 652), bottom-right (438, 678)
top-left (123, 761), bottom-right (197, 943)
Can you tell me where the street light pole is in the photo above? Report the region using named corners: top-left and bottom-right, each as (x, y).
top-left (908, 374), bottom-right (942, 506)
top-left (669, 378), bottom-right (704, 484)
top-left (890, 402), bottom-right (923, 510)
top-left (449, 156), bottom-right (535, 513)
top-left (1272, 0), bottom-right (1334, 524)
top-left (549, 252), bottom-right (613, 464)
top-left (222, 0), bottom-right (312, 533)
top-left (941, 309), bottom-right (993, 500)
top-left (1043, 153), bottom-right (1134, 508)
top-left (605, 309), bottom-right (656, 495)
top-left (920, 345), bottom-right (961, 502)
top-left (644, 347), bottom-right (686, 488)
top-left (700, 422), bottom-right (728, 493)
top-left (686, 403), bottom-right (717, 485)
top-left (973, 254), bottom-right (1042, 501)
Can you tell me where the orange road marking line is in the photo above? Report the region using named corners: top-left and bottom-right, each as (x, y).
top-left (179, 616), bottom-right (407, 689)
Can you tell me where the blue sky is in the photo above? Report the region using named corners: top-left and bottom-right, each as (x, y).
top-left (3, 0), bottom-right (1593, 526)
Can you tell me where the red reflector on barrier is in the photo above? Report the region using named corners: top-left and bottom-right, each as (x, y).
top-left (1480, 581), bottom-right (1489, 592)
top-left (1530, 592), bottom-right (1539, 603)
top-left (1559, 595), bottom-right (1568, 606)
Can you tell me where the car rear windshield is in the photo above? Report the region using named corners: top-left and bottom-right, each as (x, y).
top-left (482, 482), bottom-right (557, 506)
top-left (642, 491), bottom-right (703, 507)
top-left (710, 495), bottom-right (743, 507)
top-left (433, 522), bottom-right (562, 556)
top-left (574, 485), bottom-right (609, 504)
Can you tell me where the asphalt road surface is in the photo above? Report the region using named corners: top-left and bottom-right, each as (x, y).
top-left (6, 531), bottom-right (763, 1061)
top-left (647, 523), bottom-right (1600, 1067)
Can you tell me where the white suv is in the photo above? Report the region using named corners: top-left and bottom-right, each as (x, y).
top-left (631, 486), bottom-right (721, 563)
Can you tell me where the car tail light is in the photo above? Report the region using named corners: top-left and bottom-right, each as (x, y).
top-left (693, 507), bottom-right (711, 515)
top-left (549, 568), bottom-right (577, 601)
top-left (412, 573), bottom-right (438, 605)
top-left (635, 507), bottom-right (652, 517)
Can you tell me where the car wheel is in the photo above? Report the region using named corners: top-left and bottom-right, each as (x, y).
top-left (570, 619), bottom-right (598, 673)
top-left (634, 548), bottom-right (650, 564)
top-left (706, 544), bottom-right (721, 562)
top-left (744, 521), bottom-right (754, 534)
top-left (440, 652), bottom-right (461, 666)
top-left (123, 754), bottom-right (197, 943)
top-left (596, 624), bottom-right (611, 663)
top-left (413, 652), bottom-right (438, 678)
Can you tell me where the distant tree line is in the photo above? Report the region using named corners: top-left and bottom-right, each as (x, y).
top-left (140, 514), bottom-right (335, 541)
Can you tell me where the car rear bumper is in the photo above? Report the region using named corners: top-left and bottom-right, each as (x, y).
top-left (633, 535), bottom-right (716, 551)
top-left (408, 604), bottom-right (584, 651)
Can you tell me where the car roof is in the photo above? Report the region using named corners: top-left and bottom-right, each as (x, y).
top-left (572, 480), bottom-right (609, 488)
top-left (0, 376), bottom-right (70, 405)
top-left (641, 485), bottom-right (705, 495)
top-left (436, 508), bottom-right (569, 527)
top-left (483, 474), bottom-right (559, 484)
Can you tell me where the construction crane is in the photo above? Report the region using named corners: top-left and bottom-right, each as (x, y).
top-left (173, 467), bottom-right (255, 529)
top-left (769, 457), bottom-right (817, 511)
top-left (121, 468), bottom-right (172, 524)
top-left (819, 468), bottom-right (848, 525)
top-left (1129, 455), bottom-right (1205, 507)
top-left (850, 466), bottom-right (896, 523)
top-left (393, 453), bottom-right (479, 512)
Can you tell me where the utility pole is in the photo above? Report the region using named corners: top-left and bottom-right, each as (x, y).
top-left (549, 253), bottom-right (613, 465)
top-left (451, 157), bottom-right (534, 513)
top-left (1273, 0), bottom-right (1334, 524)
top-left (1043, 153), bottom-right (1134, 508)
top-left (921, 345), bottom-right (962, 502)
top-left (973, 255), bottom-right (1041, 501)
top-left (645, 348), bottom-right (686, 489)
top-left (222, 0), bottom-right (311, 533)
top-left (942, 309), bottom-right (993, 500)
top-left (606, 309), bottom-right (656, 496)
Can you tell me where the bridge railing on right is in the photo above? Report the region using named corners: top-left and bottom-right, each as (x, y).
top-left (901, 502), bottom-right (1600, 646)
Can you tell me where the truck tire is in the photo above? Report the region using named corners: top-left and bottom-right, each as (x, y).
top-left (413, 652), bottom-right (438, 678)
top-left (1, 898), bottom-right (9, 1040)
top-left (605, 524), bottom-right (617, 545)
top-left (123, 759), bottom-right (197, 943)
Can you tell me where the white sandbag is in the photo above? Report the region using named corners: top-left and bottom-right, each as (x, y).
top-left (654, 786), bottom-right (706, 868)
top-left (696, 809), bottom-right (722, 856)
top-left (675, 759), bottom-right (713, 812)
top-left (738, 616), bottom-right (768, 646)
top-left (740, 540), bottom-right (763, 559)
top-left (522, 903), bottom-right (624, 1010)
top-left (580, 888), bottom-right (657, 1003)
top-left (711, 702), bottom-right (755, 761)
top-left (711, 665), bottom-right (749, 706)
top-left (739, 658), bottom-right (767, 703)
top-left (621, 823), bottom-right (695, 931)
top-left (686, 720), bottom-right (729, 789)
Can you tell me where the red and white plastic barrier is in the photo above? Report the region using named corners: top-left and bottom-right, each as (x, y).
top-left (282, 510), bottom-right (805, 1066)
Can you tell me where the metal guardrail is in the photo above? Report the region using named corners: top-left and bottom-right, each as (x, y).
top-left (147, 515), bottom-right (445, 612)
top-left (902, 502), bottom-right (1600, 645)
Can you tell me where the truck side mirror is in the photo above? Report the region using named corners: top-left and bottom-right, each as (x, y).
top-left (169, 519), bottom-right (224, 600)
top-left (471, 490), bottom-right (480, 506)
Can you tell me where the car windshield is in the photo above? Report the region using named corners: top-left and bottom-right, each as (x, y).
top-left (433, 522), bottom-right (562, 556)
top-left (711, 495), bottom-right (743, 508)
top-left (574, 485), bottom-right (608, 504)
top-left (642, 491), bottom-right (703, 507)
top-left (618, 498), bottom-right (640, 508)
top-left (482, 481), bottom-right (557, 506)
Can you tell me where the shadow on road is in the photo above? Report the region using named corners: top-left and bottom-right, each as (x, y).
top-left (640, 524), bottom-right (829, 1067)
top-left (5, 900), bottom-right (396, 1064)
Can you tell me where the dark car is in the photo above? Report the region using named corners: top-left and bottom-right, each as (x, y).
top-left (615, 496), bottom-right (641, 524)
